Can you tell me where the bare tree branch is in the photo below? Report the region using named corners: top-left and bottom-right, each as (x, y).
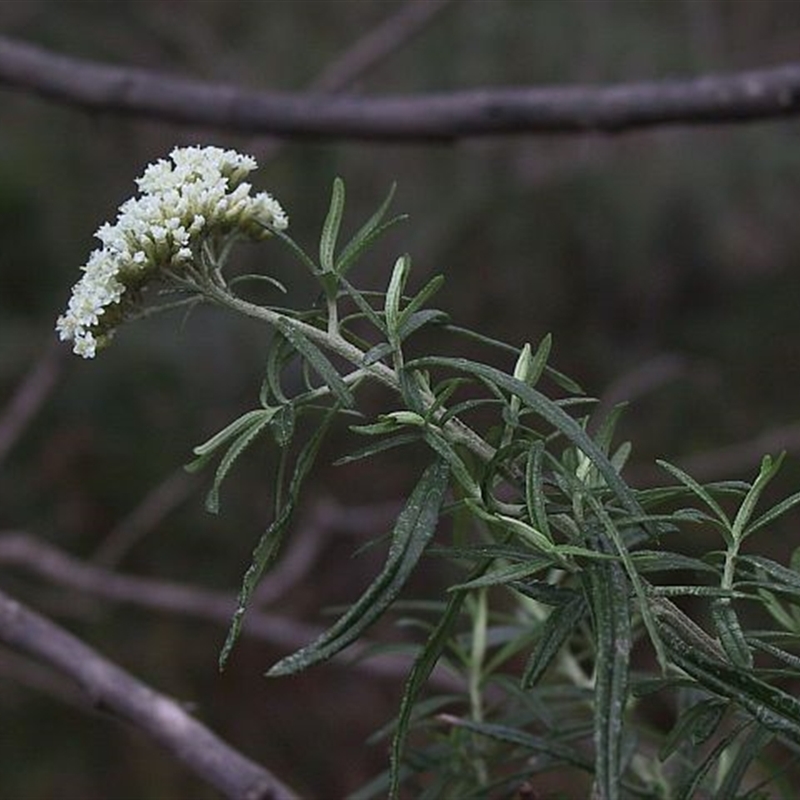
top-left (0, 587), bottom-right (298, 800)
top-left (2, 35), bottom-right (800, 141)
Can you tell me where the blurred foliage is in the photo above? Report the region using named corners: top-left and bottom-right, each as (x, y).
top-left (3, 0), bottom-right (800, 797)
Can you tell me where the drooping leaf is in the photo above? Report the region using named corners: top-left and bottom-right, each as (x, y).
top-left (189, 408), bottom-right (275, 459)
top-left (266, 460), bottom-right (450, 676)
top-left (205, 412), bottom-right (275, 513)
top-left (218, 412), bottom-right (335, 670)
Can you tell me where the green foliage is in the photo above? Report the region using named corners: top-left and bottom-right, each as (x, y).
top-left (167, 179), bottom-right (800, 798)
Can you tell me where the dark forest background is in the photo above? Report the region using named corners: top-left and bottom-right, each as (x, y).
top-left (3, 1), bottom-right (800, 797)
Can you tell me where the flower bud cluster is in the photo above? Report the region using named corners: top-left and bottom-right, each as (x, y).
top-left (56, 146), bottom-right (288, 358)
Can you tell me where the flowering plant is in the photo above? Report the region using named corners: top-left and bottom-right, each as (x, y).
top-left (58, 147), bottom-right (800, 799)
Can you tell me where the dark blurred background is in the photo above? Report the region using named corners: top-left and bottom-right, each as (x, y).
top-left (2, 1), bottom-right (800, 797)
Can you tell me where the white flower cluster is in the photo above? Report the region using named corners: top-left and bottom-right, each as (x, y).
top-left (56, 146), bottom-right (288, 358)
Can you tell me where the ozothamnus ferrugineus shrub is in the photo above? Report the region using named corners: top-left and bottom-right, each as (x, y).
top-left (58, 146), bottom-right (800, 800)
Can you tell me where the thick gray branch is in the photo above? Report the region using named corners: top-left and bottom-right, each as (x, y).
top-left (1, 36), bottom-right (800, 140)
top-left (0, 586), bottom-right (298, 800)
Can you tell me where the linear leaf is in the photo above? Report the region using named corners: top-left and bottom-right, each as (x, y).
top-left (218, 412), bottom-right (334, 669)
top-left (398, 275), bottom-right (445, 328)
top-left (333, 432), bottom-right (420, 466)
top-left (266, 460), bottom-right (450, 676)
top-left (336, 182), bottom-right (404, 276)
top-left (385, 254), bottom-right (410, 344)
top-left (525, 440), bottom-right (551, 542)
top-left (274, 317), bottom-right (354, 408)
top-left (732, 453), bottom-right (784, 541)
top-left (711, 599), bottom-right (753, 668)
top-left (660, 623), bottom-right (800, 746)
top-left (205, 413), bottom-right (274, 513)
top-left (583, 551), bottom-right (632, 800)
top-left (522, 596), bottom-right (586, 688)
top-left (437, 716), bottom-right (594, 772)
top-left (319, 177), bottom-right (345, 273)
top-left (656, 459), bottom-right (732, 532)
top-left (714, 725), bottom-right (773, 799)
top-left (745, 489), bottom-right (800, 541)
top-left (190, 409), bottom-right (275, 458)
top-left (659, 698), bottom-right (727, 760)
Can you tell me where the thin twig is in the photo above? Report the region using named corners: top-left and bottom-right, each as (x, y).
top-left (309, 0), bottom-right (453, 93)
top-left (0, 339), bottom-right (67, 467)
top-left (0, 586), bottom-right (299, 800)
top-left (2, 35), bottom-right (800, 141)
top-left (92, 469), bottom-right (197, 567)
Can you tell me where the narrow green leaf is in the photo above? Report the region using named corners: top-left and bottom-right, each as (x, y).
top-left (583, 550), bottom-right (632, 800)
top-left (711, 599), bottom-right (753, 668)
top-left (218, 412), bottom-right (334, 669)
top-left (269, 404), bottom-right (295, 448)
top-left (205, 413), bottom-right (273, 513)
top-left (522, 596), bottom-right (586, 688)
top-left (632, 550), bottom-right (720, 575)
top-left (528, 333), bottom-right (552, 387)
top-left (385, 254), bottom-right (411, 344)
top-left (423, 430), bottom-right (481, 499)
top-left (732, 453), bottom-right (785, 542)
top-left (333, 432), bottom-right (420, 466)
top-left (675, 721), bottom-right (750, 800)
top-left (714, 725), bottom-right (773, 799)
top-left (525, 441), bottom-right (551, 542)
top-left (339, 276), bottom-right (387, 334)
top-left (270, 226), bottom-right (320, 275)
top-left (659, 698), bottom-right (727, 760)
top-left (266, 460), bottom-right (450, 676)
top-left (745, 489), bottom-right (800, 540)
top-left (397, 275), bottom-right (445, 328)
top-left (190, 409), bottom-right (274, 457)
top-left (448, 561), bottom-right (554, 591)
top-left (657, 459), bottom-right (732, 532)
top-left (748, 638), bottom-right (800, 670)
top-left (408, 356), bottom-right (647, 530)
top-left (437, 717), bottom-right (594, 772)
top-left (740, 555), bottom-right (800, 593)
top-left (274, 317), bottom-right (354, 408)
top-left (228, 273), bottom-right (288, 294)
top-left (660, 623), bottom-right (800, 746)
top-left (335, 182), bottom-right (401, 275)
top-left (262, 330), bottom-right (292, 406)
top-left (320, 177), bottom-right (345, 273)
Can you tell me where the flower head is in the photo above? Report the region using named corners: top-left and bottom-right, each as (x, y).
top-left (56, 145), bottom-right (288, 358)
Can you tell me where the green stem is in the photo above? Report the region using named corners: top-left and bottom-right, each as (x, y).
top-left (203, 284), bottom-right (498, 467)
